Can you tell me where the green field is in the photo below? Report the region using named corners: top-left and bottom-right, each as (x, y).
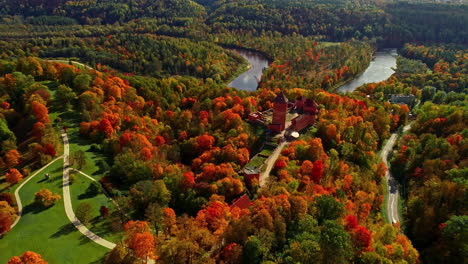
top-left (69, 170), bottom-right (123, 243)
top-left (0, 159), bottom-right (109, 264)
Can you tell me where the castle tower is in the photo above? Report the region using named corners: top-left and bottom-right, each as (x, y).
top-left (268, 92), bottom-right (288, 133)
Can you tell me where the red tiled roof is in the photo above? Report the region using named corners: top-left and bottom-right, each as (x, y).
top-left (230, 194), bottom-right (252, 210)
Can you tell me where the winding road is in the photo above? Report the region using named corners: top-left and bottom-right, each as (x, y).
top-left (381, 124), bottom-right (412, 224)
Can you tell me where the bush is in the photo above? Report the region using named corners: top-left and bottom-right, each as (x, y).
top-left (76, 202), bottom-right (93, 224)
top-left (34, 189), bottom-right (61, 207)
top-left (69, 172), bottom-right (77, 184)
top-left (87, 181), bottom-right (101, 196)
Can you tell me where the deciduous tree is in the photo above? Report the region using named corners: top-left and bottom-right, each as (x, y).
top-left (5, 168), bottom-right (23, 185)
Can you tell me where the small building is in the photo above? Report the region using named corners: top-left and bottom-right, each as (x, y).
top-left (230, 194), bottom-right (252, 210)
top-left (303, 98), bottom-right (318, 115)
top-left (241, 167), bottom-right (260, 185)
top-left (295, 96), bottom-right (305, 112)
top-left (268, 92), bottom-right (288, 133)
top-left (390, 94), bottom-right (416, 107)
top-left (291, 114), bottom-right (316, 132)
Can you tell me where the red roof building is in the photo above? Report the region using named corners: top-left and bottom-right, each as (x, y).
top-left (230, 194), bottom-right (252, 210)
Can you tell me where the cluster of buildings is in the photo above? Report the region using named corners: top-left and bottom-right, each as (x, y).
top-left (249, 92), bottom-right (319, 134)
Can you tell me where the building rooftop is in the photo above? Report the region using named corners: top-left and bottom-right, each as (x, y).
top-left (274, 92), bottom-right (288, 104)
top-left (230, 194), bottom-right (252, 210)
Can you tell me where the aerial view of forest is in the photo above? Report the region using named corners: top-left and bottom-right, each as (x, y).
top-left (0, 0), bottom-right (466, 263)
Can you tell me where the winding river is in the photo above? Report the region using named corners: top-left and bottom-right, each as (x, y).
top-left (228, 48), bottom-right (398, 93)
top-left (228, 49), bottom-right (270, 91)
top-left (337, 49), bottom-right (398, 93)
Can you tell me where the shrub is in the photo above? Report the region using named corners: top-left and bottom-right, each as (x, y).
top-left (76, 202), bottom-right (93, 224)
top-left (34, 189), bottom-right (61, 207)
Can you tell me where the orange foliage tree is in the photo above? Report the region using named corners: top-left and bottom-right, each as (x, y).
top-left (0, 211), bottom-right (12, 234)
top-left (5, 149), bottom-right (21, 168)
top-left (124, 220), bottom-right (155, 260)
top-left (5, 168), bottom-right (23, 185)
top-left (31, 101), bottom-right (50, 123)
top-left (8, 251), bottom-right (48, 264)
top-left (34, 189), bottom-right (61, 207)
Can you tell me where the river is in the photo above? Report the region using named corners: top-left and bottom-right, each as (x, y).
top-left (228, 49), bottom-right (270, 91)
top-left (337, 49), bottom-right (398, 93)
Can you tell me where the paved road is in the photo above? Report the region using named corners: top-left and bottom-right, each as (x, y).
top-left (10, 156), bottom-right (64, 230)
top-left (259, 142), bottom-right (287, 187)
top-left (381, 124), bottom-right (411, 224)
top-left (258, 114), bottom-right (298, 187)
top-left (61, 129), bottom-right (116, 250)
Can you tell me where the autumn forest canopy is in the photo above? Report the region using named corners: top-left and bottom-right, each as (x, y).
top-left (0, 0), bottom-right (466, 264)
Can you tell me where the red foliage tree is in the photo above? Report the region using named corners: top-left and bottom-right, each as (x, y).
top-left (98, 118), bottom-right (114, 137)
top-left (353, 225), bottom-right (372, 250)
top-left (31, 101), bottom-right (50, 123)
top-left (197, 134), bottom-right (215, 151)
top-left (311, 160), bottom-right (324, 183)
top-left (344, 214), bottom-right (359, 231)
top-left (154, 135), bottom-right (165, 146)
top-left (275, 158), bottom-right (287, 170)
top-left (100, 206), bottom-right (109, 218)
top-left (5, 168), bottom-right (23, 185)
top-left (43, 143), bottom-right (56, 157)
top-left (32, 122), bottom-right (45, 139)
top-left (182, 171), bottom-right (195, 189)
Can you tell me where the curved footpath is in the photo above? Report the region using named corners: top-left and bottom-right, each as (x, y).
top-left (10, 156), bottom-right (64, 229)
top-left (381, 124), bottom-right (412, 224)
top-left (61, 129), bottom-right (116, 249)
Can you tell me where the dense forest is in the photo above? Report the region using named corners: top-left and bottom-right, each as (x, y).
top-left (0, 0), bottom-right (466, 264)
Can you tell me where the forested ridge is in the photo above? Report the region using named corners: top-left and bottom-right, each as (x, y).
top-left (0, 0), bottom-right (466, 263)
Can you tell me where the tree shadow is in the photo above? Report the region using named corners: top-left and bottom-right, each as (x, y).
top-left (78, 189), bottom-right (98, 200)
top-left (78, 216), bottom-right (113, 245)
top-left (50, 222), bottom-right (75, 239)
top-left (22, 203), bottom-right (51, 215)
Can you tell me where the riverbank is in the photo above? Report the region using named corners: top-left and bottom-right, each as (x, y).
top-left (226, 48), bottom-right (271, 91)
top-left (336, 49), bottom-right (398, 93)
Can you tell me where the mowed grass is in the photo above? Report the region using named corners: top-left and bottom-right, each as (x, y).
top-left (0, 159), bottom-right (109, 264)
top-left (69, 171), bottom-right (123, 243)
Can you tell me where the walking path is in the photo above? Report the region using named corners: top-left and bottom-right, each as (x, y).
top-left (258, 114), bottom-right (298, 187)
top-left (10, 156), bottom-right (64, 229)
top-left (259, 142), bottom-right (287, 187)
top-left (61, 129), bottom-right (116, 250)
top-left (381, 124), bottom-right (412, 224)
top-left (72, 168), bottom-right (130, 220)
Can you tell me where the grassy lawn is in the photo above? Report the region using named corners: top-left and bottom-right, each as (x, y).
top-left (69, 171), bottom-right (123, 243)
top-left (67, 126), bottom-right (111, 181)
top-left (246, 155), bottom-right (266, 169)
top-left (0, 159), bottom-right (109, 264)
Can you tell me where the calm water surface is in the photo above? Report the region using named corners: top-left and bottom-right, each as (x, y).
top-left (228, 49), bottom-right (270, 91)
top-left (337, 49), bottom-right (398, 93)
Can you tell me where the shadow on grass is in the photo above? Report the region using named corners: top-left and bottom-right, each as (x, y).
top-left (78, 192), bottom-right (98, 200)
top-left (78, 216), bottom-right (114, 245)
top-left (22, 203), bottom-right (53, 215)
top-left (50, 222), bottom-right (75, 239)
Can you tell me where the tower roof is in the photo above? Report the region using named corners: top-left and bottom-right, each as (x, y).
top-left (274, 92), bottom-right (288, 104)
